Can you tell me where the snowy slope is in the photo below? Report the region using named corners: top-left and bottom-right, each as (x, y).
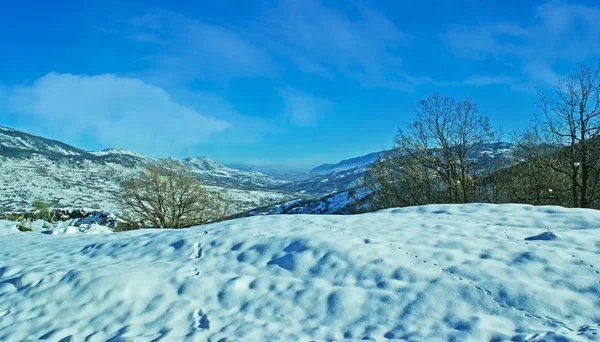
top-left (0, 156), bottom-right (142, 212)
top-left (1, 204), bottom-right (599, 341)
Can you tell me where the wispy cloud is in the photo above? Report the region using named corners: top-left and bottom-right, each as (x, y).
top-left (125, 10), bottom-right (281, 86)
top-left (232, 156), bottom-right (328, 170)
top-left (429, 75), bottom-right (529, 92)
top-left (6, 73), bottom-right (230, 156)
top-left (260, 0), bottom-right (412, 89)
top-left (446, 1), bottom-right (600, 87)
top-left (122, 1), bottom-right (413, 89)
top-left (279, 87), bottom-right (333, 127)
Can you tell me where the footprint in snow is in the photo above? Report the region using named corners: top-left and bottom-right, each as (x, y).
top-left (192, 308), bottom-right (210, 330)
top-left (0, 309), bottom-right (10, 318)
top-left (190, 242), bottom-right (203, 260)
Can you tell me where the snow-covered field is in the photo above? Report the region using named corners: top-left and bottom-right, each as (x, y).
top-left (1, 204), bottom-right (600, 341)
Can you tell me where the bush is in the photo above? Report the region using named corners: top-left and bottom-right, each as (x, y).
top-left (31, 199), bottom-right (53, 221)
top-left (120, 159), bottom-right (225, 228)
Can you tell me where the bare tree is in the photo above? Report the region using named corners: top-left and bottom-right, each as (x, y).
top-left (537, 60), bottom-right (600, 208)
top-left (121, 159), bottom-right (223, 228)
top-left (397, 94), bottom-right (497, 203)
top-left (363, 149), bottom-right (438, 208)
top-left (364, 94), bottom-right (499, 209)
top-left (491, 127), bottom-right (566, 205)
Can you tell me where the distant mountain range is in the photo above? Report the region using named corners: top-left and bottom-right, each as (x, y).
top-left (0, 125), bottom-right (518, 215)
top-left (0, 126), bottom-right (293, 213)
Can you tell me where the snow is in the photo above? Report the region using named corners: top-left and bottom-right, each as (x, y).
top-left (1, 204), bottom-right (600, 341)
top-left (0, 219), bottom-right (114, 235)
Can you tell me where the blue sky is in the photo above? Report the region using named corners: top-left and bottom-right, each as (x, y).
top-left (1, 0), bottom-right (599, 170)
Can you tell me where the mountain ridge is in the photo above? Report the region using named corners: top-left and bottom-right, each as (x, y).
top-left (310, 150), bottom-right (389, 175)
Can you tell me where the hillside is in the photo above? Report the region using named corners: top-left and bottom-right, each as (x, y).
top-left (248, 188), bottom-right (373, 216)
top-left (276, 142), bottom-right (516, 197)
top-left (1, 204), bottom-right (599, 341)
top-left (0, 126), bottom-right (294, 213)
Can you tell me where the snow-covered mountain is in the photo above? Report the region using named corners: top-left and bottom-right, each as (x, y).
top-left (182, 157), bottom-right (287, 190)
top-left (0, 126), bottom-right (294, 213)
top-left (274, 166), bottom-right (368, 197)
top-left (90, 148), bottom-right (148, 159)
top-left (224, 163), bottom-right (312, 181)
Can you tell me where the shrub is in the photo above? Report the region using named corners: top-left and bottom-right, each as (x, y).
top-left (31, 199), bottom-right (53, 221)
top-left (17, 222), bottom-right (33, 232)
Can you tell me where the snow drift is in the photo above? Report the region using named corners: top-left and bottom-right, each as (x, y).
top-left (1, 204), bottom-right (599, 341)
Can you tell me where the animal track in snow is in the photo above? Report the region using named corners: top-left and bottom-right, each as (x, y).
top-left (444, 270), bottom-right (576, 334)
top-left (190, 268), bottom-right (201, 277)
top-left (299, 216), bottom-right (598, 337)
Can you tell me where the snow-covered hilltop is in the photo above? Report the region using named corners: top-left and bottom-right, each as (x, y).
top-left (1, 204), bottom-right (599, 341)
top-left (90, 148), bottom-right (149, 160)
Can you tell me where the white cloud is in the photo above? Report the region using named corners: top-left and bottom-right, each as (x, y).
top-left (170, 89), bottom-right (278, 144)
top-left (446, 1), bottom-right (600, 87)
top-left (279, 87), bottom-right (333, 127)
top-left (7, 72), bottom-right (230, 156)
